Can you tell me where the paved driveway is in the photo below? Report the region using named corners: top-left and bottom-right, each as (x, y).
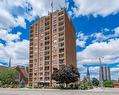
top-left (0, 88), bottom-right (119, 95)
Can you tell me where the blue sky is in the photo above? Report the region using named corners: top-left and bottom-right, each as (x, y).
top-left (0, 0), bottom-right (119, 80)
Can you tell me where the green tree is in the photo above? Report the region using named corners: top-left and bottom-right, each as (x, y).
top-left (92, 78), bottom-right (99, 87)
top-left (103, 80), bottom-right (113, 88)
top-left (0, 69), bottom-right (18, 87)
top-left (52, 65), bottom-right (80, 88)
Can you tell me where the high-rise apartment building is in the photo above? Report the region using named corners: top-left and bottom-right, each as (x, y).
top-left (99, 66), bottom-right (111, 81)
top-left (28, 8), bottom-right (76, 86)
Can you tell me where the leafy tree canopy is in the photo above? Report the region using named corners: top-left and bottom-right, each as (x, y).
top-left (52, 65), bottom-right (80, 85)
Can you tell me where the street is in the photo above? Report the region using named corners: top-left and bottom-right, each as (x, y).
top-left (0, 88), bottom-right (119, 95)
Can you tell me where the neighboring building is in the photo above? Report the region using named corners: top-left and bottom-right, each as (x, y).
top-left (99, 66), bottom-right (111, 81)
top-left (29, 8), bottom-right (76, 86)
top-left (113, 79), bottom-right (119, 88)
top-left (99, 66), bottom-right (104, 81)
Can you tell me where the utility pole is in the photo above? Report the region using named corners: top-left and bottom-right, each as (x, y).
top-left (99, 57), bottom-right (104, 89)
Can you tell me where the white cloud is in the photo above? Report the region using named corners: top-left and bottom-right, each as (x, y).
top-left (91, 27), bottom-right (119, 42)
top-left (0, 29), bottom-right (21, 42)
top-left (114, 26), bottom-right (119, 35)
top-left (76, 32), bottom-right (88, 47)
top-left (0, 40), bottom-right (29, 66)
top-left (72, 0), bottom-right (119, 17)
top-left (27, 0), bottom-right (67, 17)
top-left (77, 38), bottom-right (119, 65)
top-left (0, 8), bottom-right (26, 29)
top-left (76, 40), bottom-right (86, 48)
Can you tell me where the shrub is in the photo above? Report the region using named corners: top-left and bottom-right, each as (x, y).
top-left (103, 80), bottom-right (113, 88)
top-left (92, 78), bottom-right (99, 87)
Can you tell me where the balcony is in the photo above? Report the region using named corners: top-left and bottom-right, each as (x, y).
top-left (59, 59), bottom-right (64, 64)
top-left (59, 26), bottom-right (64, 32)
top-left (45, 41), bottom-right (50, 45)
top-left (45, 32), bottom-right (50, 36)
top-left (58, 21), bottom-right (64, 26)
top-left (59, 42), bottom-right (64, 47)
top-left (58, 16), bottom-right (64, 21)
top-left (45, 61), bottom-right (50, 65)
top-left (59, 53), bottom-right (64, 58)
top-left (59, 37), bottom-right (64, 42)
top-left (45, 51), bottom-right (49, 55)
top-left (45, 77), bottom-right (49, 81)
top-left (45, 22), bottom-right (50, 26)
top-left (59, 48), bottom-right (64, 53)
top-left (45, 72), bottom-right (49, 76)
top-left (59, 32), bottom-right (64, 37)
top-left (58, 11), bottom-right (64, 16)
top-left (45, 26), bottom-right (50, 30)
top-left (45, 66), bottom-right (49, 71)
top-left (45, 36), bottom-right (50, 40)
top-left (45, 46), bottom-right (50, 50)
top-left (45, 56), bottom-right (50, 60)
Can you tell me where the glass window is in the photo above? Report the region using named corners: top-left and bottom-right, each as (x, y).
top-left (59, 26), bottom-right (64, 31)
top-left (45, 66), bottom-right (49, 70)
top-left (53, 60), bottom-right (57, 64)
top-left (59, 59), bottom-right (64, 64)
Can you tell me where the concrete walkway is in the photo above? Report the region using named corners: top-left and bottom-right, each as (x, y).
top-left (0, 88), bottom-right (119, 95)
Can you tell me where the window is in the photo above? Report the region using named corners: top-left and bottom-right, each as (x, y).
top-left (53, 29), bottom-right (57, 33)
top-left (53, 20), bottom-right (56, 24)
top-left (45, 56), bottom-right (50, 60)
top-left (59, 22), bottom-right (64, 26)
top-left (40, 57), bottom-right (43, 61)
top-left (59, 54), bottom-right (64, 58)
top-left (59, 42), bottom-right (64, 47)
top-left (40, 67), bottom-right (43, 71)
top-left (40, 77), bottom-right (43, 80)
top-left (40, 43), bottom-right (43, 46)
top-left (40, 52), bottom-right (43, 56)
top-left (53, 49), bottom-right (57, 53)
top-left (59, 37), bottom-right (64, 42)
top-left (45, 51), bottom-right (49, 55)
top-left (45, 26), bottom-right (50, 30)
top-left (59, 59), bottom-right (64, 64)
top-left (45, 61), bottom-right (50, 65)
top-left (53, 55), bottom-right (57, 59)
top-left (59, 48), bottom-right (64, 53)
top-left (45, 41), bottom-right (50, 45)
top-left (53, 60), bottom-right (57, 64)
top-left (45, 77), bottom-right (49, 80)
top-left (53, 24), bottom-right (57, 29)
top-left (59, 16), bottom-right (64, 21)
top-left (45, 36), bottom-right (49, 40)
top-left (59, 26), bottom-right (64, 31)
top-left (45, 46), bottom-right (49, 50)
top-left (45, 72), bottom-right (49, 76)
top-left (40, 72), bottom-right (43, 76)
top-left (45, 66), bottom-right (49, 70)
top-left (45, 22), bottom-right (50, 26)
top-left (45, 31), bottom-right (49, 36)
top-left (59, 32), bottom-right (64, 36)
